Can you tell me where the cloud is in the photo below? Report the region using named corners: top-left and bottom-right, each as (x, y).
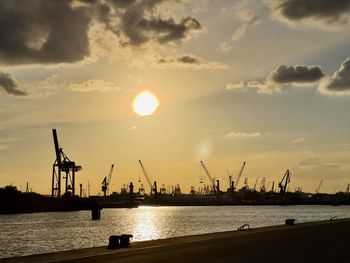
top-left (226, 64), bottom-right (325, 94)
top-left (95, 0), bottom-right (202, 46)
top-left (269, 0), bottom-right (350, 28)
top-left (21, 75), bottom-right (119, 97)
top-left (0, 138), bottom-right (20, 150)
top-left (290, 137), bottom-right (306, 144)
top-left (232, 8), bottom-right (259, 42)
top-left (0, 0), bottom-right (91, 64)
top-left (217, 7), bottom-right (260, 53)
top-left (69, 79), bottom-right (119, 92)
top-left (157, 54), bottom-right (228, 70)
top-left (271, 65), bottom-right (324, 84)
top-left (0, 0), bottom-right (202, 65)
top-left (0, 72), bottom-right (26, 96)
top-left (298, 158), bottom-right (321, 168)
top-left (226, 81), bottom-right (246, 90)
top-left (319, 57), bottom-right (350, 94)
top-left (217, 41), bottom-right (232, 53)
top-left (223, 132), bottom-right (262, 139)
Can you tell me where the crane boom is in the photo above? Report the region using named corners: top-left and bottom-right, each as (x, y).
top-left (200, 161), bottom-right (217, 195)
top-left (278, 170), bottom-right (291, 194)
top-left (139, 160), bottom-right (154, 194)
top-left (316, 179), bottom-right (323, 194)
top-left (235, 161), bottom-right (246, 191)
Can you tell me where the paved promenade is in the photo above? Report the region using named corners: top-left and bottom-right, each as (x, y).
top-left (2, 218), bottom-right (349, 263)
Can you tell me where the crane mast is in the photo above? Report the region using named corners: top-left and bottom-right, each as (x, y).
top-left (278, 170), bottom-right (291, 194)
top-left (102, 164), bottom-right (114, 196)
top-left (139, 160), bottom-right (155, 195)
top-left (200, 161), bottom-right (217, 195)
top-left (235, 161), bottom-right (246, 191)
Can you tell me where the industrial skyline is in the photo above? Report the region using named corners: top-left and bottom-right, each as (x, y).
top-left (1, 0), bottom-right (350, 194)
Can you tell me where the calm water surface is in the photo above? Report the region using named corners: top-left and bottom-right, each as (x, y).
top-left (1, 205), bottom-right (350, 258)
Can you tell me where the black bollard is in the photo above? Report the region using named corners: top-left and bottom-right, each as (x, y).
top-left (285, 218), bottom-right (295, 225)
top-left (120, 234), bottom-right (133, 247)
top-left (107, 235), bottom-right (120, 249)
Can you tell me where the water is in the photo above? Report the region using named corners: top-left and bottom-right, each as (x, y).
top-left (1, 205), bottom-right (350, 258)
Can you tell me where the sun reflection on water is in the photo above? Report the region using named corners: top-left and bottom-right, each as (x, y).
top-left (133, 206), bottom-right (161, 240)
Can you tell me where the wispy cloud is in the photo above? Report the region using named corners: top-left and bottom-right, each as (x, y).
top-left (290, 137), bottom-right (306, 144)
top-left (157, 54), bottom-right (228, 70)
top-left (223, 131), bottom-right (262, 139)
top-left (21, 75), bottom-right (120, 97)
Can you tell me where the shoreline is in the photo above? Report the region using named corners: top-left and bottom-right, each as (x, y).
top-left (2, 218), bottom-right (350, 263)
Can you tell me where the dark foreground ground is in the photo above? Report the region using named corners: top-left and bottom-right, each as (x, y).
top-left (2, 218), bottom-right (350, 263)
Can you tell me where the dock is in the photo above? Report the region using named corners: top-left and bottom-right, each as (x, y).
top-left (2, 218), bottom-right (349, 263)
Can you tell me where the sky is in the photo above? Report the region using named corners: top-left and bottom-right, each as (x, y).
top-left (1, 0), bottom-right (350, 195)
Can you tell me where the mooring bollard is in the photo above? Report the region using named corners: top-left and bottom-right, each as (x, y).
top-left (285, 218), bottom-right (295, 225)
top-left (107, 235), bottom-right (120, 249)
top-left (120, 234), bottom-right (133, 247)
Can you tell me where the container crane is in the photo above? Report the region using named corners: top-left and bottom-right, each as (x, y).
top-left (51, 128), bottom-right (82, 197)
top-left (139, 160), bottom-right (157, 197)
top-left (315, 179), bottom-right (323, 194)
top-left (101, 164), bottom-right (115, 196)
top-left (200, 161), bottom-right (217, 195)
top-left (278, 170), bottom-right (291, 194)
top-left (234, 161), bottom-right (246, 191)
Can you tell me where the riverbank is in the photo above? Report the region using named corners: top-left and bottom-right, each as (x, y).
top-left (2, 218), bottom-right (349, 263)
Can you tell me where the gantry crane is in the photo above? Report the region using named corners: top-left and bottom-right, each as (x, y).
top-left (139, 160), bottom-right (157, 196)
top-left (102, 164), bottom-right (115, 196)
top-left (278, 170), bottom-right (291, 194)
top-left (51, 128), bottom-right (82, 197)
top-left (234, 161), bottom-right (246, 191)
top-left (200, 161), bottom-right (217, 195)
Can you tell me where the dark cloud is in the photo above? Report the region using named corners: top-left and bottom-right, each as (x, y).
top-left (157, 54), bottom-right (226, 69)
top-left (0, 72), bottom-right (26, 96)
top-left (111, 0), bottom-right (201, 46)
top-left (320, 57), bottom-right (350, 92)
top-left (271, 0), bottom-right (350, 25)
top-left (0, 0), bottom-right (91, 64)
top-left (227, 64), bottom-right (325, 94)
top-left (270, 65), bottom-right (324, 84)
top-left (0, 0), bottom-right (201, 65)
top-left (177, 55), bottom-right (200, 64)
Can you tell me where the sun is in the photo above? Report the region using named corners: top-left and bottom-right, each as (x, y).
top-left (132, 91), bottom-right (159, 116)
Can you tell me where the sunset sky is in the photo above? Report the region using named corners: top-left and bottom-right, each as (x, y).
top-left (1, 0), bottom-right (350, 195)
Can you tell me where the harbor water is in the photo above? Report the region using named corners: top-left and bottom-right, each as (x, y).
top-left (1, 205), bottom-right (350, 258)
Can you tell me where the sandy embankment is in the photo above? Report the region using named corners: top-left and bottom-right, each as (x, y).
top-left (2, 218), bottom-right (350, 263)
